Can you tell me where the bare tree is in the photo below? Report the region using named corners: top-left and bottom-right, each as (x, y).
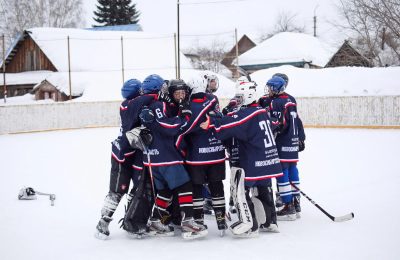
top-left (258, 11), bottom-right (305, 42)
top-left (0, 0), bottom-right (84, 48)
top-left (185, 39), bottom-right (228, 73)
top-left (336, 0), bottom-right (400, 66)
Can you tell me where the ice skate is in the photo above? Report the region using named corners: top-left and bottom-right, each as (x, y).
top-left (147, 218), bottom-right (175, 237)
top-left (95, 216), bottom-right (112, 240)
top-left (215, 210), bottom-right (228, 237)
top-left (181, 218), bottom-right (208, 240)
top-left (260, 223), bottom-right (280, 233)
top-left (293, 195), bottom-right (301, 218)
top-left (277, 202), bottom-right (297, 221)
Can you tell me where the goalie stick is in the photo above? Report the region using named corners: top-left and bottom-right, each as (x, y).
top-left (290, 182), bottom-right (354, 222)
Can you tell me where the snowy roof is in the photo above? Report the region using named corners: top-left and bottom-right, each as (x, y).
top-left (85, 24), bottom-right (142, 32)
top-left (248, 65), bottom-right (400, 98)
top-left (238, 32), bottom-right (337, 68)
top-left (0, 71), bottom-right (52, 86)
top-left (22, 27), bottom-right (192, 73)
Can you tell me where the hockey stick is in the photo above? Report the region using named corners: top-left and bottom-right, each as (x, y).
top-left (290, 182), bottom-right (354, 222)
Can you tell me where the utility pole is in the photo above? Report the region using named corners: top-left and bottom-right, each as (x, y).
top-left (235, 28), bottom-right (239, 79)
top-left (177, 0), bottom-right (181, 78)
top-left (313, 5), bottom-right (319, 37)
top-left (2, 34), bottom-right (7, 103)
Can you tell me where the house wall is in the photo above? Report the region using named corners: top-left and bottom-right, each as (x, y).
top-left (5, 36), bottom-right (57, 73)
top-left (34, 82), bottom-right (68, 102)
top-left (0, 84), bottom-right (34, 98)
top-left (0, 96), bottom-right (399, 134)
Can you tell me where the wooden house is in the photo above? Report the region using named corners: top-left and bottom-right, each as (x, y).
top-left (325, 40), bottom-right (372, 68)
top-left (221, 35), bottom-right (256, 78)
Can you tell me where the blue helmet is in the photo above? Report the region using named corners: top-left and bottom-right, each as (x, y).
top-left (121, 78), bottom-right (142, 99)
top-left (266, 76), bottom-right (287, 94)
top-left (141, 74), bottom-right (165, 94)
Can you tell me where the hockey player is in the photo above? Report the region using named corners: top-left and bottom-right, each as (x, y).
top-left (95, 79), bottom-right (145, 239)
top-left (139, 76), bottom-right (208, 240)
top-left (200, 79), bottom-right (282, 237)
top-left (265, 74), bottom-right (306, 220)
top-left (176, 73), bottom-right (227, 235)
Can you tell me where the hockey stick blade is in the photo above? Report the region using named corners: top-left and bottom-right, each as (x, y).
top-left (333, 212), bottom-right (354, 222)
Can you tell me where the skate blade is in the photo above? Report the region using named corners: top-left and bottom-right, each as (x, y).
top-left (232, 229), bottom-right (259, 238)
top-left (94, 231), bottom-right (109, 240)
top-left (181, 229), bottom-right (208, 240)
top-left (127, 232), bottom-right (148, 239)
top-left (277, 214), bottom-right (297, 221)
top-left (296, 212), bottom-right (301, 219)
top-left (147, 231), bottom-right (175, 237)
top-left (260, 224), bottom-right (280, 233)
top-left (219, 229), bottom-right (226, 237)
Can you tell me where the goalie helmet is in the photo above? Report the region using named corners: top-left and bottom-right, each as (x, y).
top-left (121, 78), bottom-right (142, 99)
top-left (266, 76), bottom-right (286, 95)
top-left (205, 74), bottom-right (219, 94)
top-left (235, 80), bottom-right (257, 106)
top-left (141, 74), bottom-right (166, 94)
top-left (186, 73), bottom-right (208, 94)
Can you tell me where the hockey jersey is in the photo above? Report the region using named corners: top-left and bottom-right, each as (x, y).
top-left (267, 93), bottom-right (305, 162)
top-left (176, 93), bottom-right (226, 165)
top-left (142, 100), bottom-right (188, 166)
top-left (111, 94), bottom-right (157, 162)
top-left (209, 104), bottom-right (283, 181)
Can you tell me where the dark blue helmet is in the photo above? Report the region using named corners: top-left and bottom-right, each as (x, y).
top-left (141, 74), bottom-right (165, 94)
top-left (266, 76), bottom-right (287, 94)
top-left (121, 78), bottom-right (142, 99)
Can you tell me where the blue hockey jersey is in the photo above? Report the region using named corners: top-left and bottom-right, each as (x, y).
top-left (111, 94), bottom-right (157, 162)
top-left (176, 93), bottom-right (226, 165)
top-left (208, 104), bottom-right (283, 182)
top-left (267, 93), bottom-right (305, 162)
top-left (142, 101), bottom-right (188, 166)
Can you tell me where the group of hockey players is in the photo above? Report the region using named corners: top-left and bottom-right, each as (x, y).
top-left (95, 70), bottom-right (306, 240)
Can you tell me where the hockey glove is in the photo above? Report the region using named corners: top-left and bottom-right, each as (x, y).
top-left (18, 187), bottom-right (37, 200)
top-left (222, 99), bottom-right (238, 115)
top-left (139, 128), bottom-right (153, 147)
top-left (179, 101), bottom-right (192, 118)
top-left (299, 140), bottom-right (305, 152)
top-left (208, 110), bottom-right (223, 118)
top-left (139, 108), bottom-right (155, 125)
top-left (158, 91), bottom-right (172, 103)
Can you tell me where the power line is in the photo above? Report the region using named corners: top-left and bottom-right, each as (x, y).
top-left (180, 0), bottom-right (249, 5)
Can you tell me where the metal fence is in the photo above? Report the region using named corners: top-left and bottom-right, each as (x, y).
top-left (1, 95), bottom-right (399, 135)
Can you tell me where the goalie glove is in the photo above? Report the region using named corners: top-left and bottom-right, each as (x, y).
top-left (126, 127), bottom-right (153, 151)
top-left (18, 187), bottom-right (37, 200)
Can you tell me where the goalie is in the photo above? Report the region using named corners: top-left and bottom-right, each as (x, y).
top-left (200, 78), bottom-right (283, 237)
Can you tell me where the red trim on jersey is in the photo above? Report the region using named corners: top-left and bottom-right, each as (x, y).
top-left (280, 159), bottom-right (299, 163)
top-left (176, 98), bottom-right (216, 147)
top-left (192, 97), bottom-right (207, 103)
top-left (157, 120), bottom-right (180, 128)
top-left (214, 109), bottom-right (266, 132)
top-left (185, 158), bottom-right (226, 165)
top-left (244, 172), bottom-right (283, 181)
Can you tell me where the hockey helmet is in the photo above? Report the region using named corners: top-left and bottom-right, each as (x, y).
top-left (121, 78), bottom-right (142, 99)
top-left (168, 79), bottom-right (190, 103)
top-left (266, 76), bottom-right (286, 95)
top-left (234, 80), bottom-right (257, 106)
top-left (141, 74), bottom-right (166, 94)
top-left (205, 74), bottom-right (219, 93)
top-left (186, 73), bottom-right (208, 94)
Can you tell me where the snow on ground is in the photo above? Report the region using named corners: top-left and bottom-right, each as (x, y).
top-left (0, 128), bottom-right (399, 260)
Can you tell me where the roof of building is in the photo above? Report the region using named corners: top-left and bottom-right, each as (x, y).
top-left (238, 32), bottom-right (337, 68)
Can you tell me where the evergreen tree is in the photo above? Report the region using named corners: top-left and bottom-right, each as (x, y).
top-left (93, 0), bottom-right (140, 26)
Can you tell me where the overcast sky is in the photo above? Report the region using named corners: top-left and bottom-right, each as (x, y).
top-left (84, 0), bottom-right (345, 49)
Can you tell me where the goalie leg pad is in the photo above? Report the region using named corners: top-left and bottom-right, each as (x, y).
top-left (229, 168), bottom-right (253, 235)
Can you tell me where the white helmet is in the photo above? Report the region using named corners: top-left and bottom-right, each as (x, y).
top-left (205, 74), bottom-right (219, 93)
top-left (235, 80), bottom-right (257, 106)
top-left (186, 73), bottom-right (208, 94)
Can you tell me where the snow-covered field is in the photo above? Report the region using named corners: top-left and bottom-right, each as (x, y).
top-left (0, 127), bottom-right (399, 260)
